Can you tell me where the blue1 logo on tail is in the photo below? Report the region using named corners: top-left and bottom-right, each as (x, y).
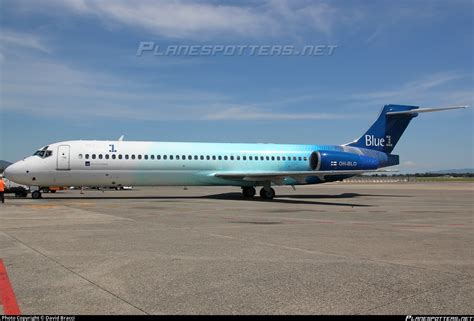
top-left (365, 135), bottom-right (385, 147)
top-left (364, 135), bottom-right (393, 148)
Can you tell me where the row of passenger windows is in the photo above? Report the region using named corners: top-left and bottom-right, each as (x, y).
top-left (79, 154), bottom-right (308, 162)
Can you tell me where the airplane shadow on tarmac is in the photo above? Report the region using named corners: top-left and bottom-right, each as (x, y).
top-left (36, 192), bottom-right (411, 207)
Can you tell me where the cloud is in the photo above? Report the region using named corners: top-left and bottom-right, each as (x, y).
top-left (24, 0), bottom-right (351, 39)
top-left (0, 30), bottom-right (51, 53)
top-left (203, 105), bottom-right (346, 121)
top-left (402, 161), bottom-right (417, 167)
top-left (0, 58), bottom-right (346, 122)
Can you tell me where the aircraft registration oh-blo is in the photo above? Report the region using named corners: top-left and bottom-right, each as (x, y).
top-left (4, 104), bottom-right (468, 199)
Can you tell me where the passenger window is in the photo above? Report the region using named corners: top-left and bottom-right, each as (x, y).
top-left (157, 155), bottom-right (161, 160)
top-left (243, 156), bottom-right (246, 160)
top-left (112, 155), bottom-right (116, 159)
top-left (266, 156), bottom-right (269, 161)
top-left (92, 154), bottom-right (96, 159)
top-left (304, 157), bottom-right (308, 161)
top-left (200, 155), bottom-right (204, 160)
top-left (182, 155), bottom-right (186, 160)
top-left (163, 155), bottom-right (167, 160)
top-left (125, 155), bottom-right (129, 160)
top-left (224, 156), bottom-right (228, 160)
top-left (105, 154), bottom-right (109, 159)
top-left (236, 156), bottom-right (240, 160)
top-left (261, 156), bottom-right (265, 160)
top-left (78, 154), bottom-right (83, 159)
top-left (212, 156), bottom-right (216, 160)
top-left (249, 156), bottom-right (253, 160)
top-left (282, 156), bottom-right (286, 161)
top-left (131, 155), bottom-right (136, 159)
top-left (293, 156), bottom-right (297, 161)
top-left (298, 157), bottom-right (302, 161)
top-left (138, 155), bottom-right (142, 160)
top-left (206, 156), bottom-right (210, 160)
top-left (99, 154), bottom-right (103, 159)
top-left (151, 155), bottom-right (154, 160)
top-left (188, 155), bottom-right (192, 160)
top-left (218, 156), bottom-right (222, 160)
top-left (277, 156), bottom-right (280, 161)
top-left (194, 155), bottom-right (198, 160)
top-left (144, 155), bottom-right (148, 160)
top-left (170, 155), bottom-right (174, 160)
top-left (230, 156), bottom-right (234, 161)
top-left (271, 156), bottom-right (275, 161)
top-left (85, 154), bottom-right (89, 159)
top-left (176, 155), bottom-right (180, 160)
top-left (118, 155), bottom-right (122, 159)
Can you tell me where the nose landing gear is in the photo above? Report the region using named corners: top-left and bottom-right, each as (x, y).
top-left (31, 190), bottom-right (42, 199)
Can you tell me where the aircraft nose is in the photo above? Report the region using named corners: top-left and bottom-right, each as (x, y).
top-left (4, 162), bottom-right (22, 182)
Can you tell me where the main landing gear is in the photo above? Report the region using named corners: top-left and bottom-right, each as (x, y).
top-left (241, 186), bottom-right (275, 200)
top-left (259, 187), bottom-right (275, 200)
top-left (242, 186), bottom-right (256, 198)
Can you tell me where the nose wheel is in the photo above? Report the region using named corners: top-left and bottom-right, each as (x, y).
top-left (260, 187), bottom-right (275, 200)
top-left (31, 190), bottom-right (42, 199)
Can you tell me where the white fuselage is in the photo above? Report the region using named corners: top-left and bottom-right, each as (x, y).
top-left (5, 140), bottom-right (323, 188)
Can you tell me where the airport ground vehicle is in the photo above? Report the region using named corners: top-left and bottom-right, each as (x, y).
top-left (3, 178), bottom-right (29, 197)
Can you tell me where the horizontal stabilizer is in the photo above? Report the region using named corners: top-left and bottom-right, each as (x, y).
top-left (386, 105), bottom-right (468, 116)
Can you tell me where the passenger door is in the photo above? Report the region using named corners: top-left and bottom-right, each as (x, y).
top-left (57, 145), bottom-right (71, 170)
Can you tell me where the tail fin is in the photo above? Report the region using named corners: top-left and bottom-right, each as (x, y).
top-left (346, 104), bottom-right (467, 153)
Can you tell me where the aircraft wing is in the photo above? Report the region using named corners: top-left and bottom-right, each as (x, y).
top-left (214, 169), bottom-right (391, 184)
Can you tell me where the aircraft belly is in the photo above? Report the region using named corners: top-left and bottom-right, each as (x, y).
top-left (49, 170), bottom-right (253, 187)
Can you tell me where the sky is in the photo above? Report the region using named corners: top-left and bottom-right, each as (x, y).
top-left (0, 0), bottom-right (473, 172)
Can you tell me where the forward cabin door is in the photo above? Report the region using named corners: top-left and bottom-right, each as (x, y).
top-left (57, 145), bottom-right (71, 170)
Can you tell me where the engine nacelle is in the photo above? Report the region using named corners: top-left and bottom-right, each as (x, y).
top-left (309, 150), bottom-right (379, 171)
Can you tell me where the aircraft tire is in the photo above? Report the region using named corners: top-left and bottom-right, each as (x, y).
top-left (31, 191), bottom-right (42, 199)
top-left (260, 187), bottom-right (275, 200)
top-left (242, 186), bottom-right (256, 198)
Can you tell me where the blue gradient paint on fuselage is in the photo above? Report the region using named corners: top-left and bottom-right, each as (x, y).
top-left (121, 141), bottom-right (393, 186)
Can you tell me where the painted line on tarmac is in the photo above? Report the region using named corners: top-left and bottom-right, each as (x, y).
top-left (0, 259), bottom-right (21, 315)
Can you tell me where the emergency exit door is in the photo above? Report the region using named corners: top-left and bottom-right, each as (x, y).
top-left (57, 145), bottom-right (70, 170)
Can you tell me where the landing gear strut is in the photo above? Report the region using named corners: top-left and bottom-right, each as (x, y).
top-left (242, 186), bottom-right (256, 198)
top-left (260, 187), bottom-right (275, 200)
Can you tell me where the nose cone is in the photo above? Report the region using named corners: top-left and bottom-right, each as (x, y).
top-left (4, 162), bottom-right (23, 183)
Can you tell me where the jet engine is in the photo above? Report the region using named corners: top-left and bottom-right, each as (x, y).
top-left (309, 150), bottom-right (379, 171)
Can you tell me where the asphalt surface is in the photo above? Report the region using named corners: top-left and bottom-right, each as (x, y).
top-left (0, 183), bottom-right (473, 314)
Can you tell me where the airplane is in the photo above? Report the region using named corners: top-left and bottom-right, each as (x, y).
top-left (4, 104), bottom-right (467, 200)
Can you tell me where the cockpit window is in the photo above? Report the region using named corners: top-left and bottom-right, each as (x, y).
top-left (33, 150), bottom-right (46, 157)
top-left (33, 146), bottom-right (52, 158)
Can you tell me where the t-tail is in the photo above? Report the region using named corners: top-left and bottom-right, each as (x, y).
top-left (346, 104), bottom-right (467, 154)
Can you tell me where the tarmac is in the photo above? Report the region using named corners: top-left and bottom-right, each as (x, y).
top-left (0, 182), bottom-right (473, 315)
